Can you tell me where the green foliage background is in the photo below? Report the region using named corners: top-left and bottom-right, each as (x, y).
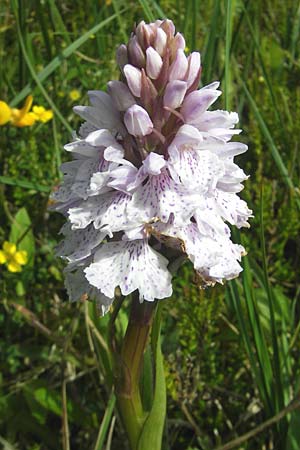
top-left (0, 0), bottom-right (300, 449)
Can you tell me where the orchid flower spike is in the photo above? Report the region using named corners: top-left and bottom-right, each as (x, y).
top-left (51, 19), bottom-right (252, 314)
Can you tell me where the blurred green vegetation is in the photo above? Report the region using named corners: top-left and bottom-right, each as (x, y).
top-left (0, 0), bottom-right (300, 449)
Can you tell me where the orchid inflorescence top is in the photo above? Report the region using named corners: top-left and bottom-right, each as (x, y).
top-left (51, 19), bottom-right (252, 313)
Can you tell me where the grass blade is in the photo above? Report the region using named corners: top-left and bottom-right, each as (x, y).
top-left (241, 82), bottom-right (300, 210)
top-left (259, 187), bottom-right (285, 415)
top-left (0, 175), bottom-right (51, 193)
top-left (93, 392), bottom-right (116, 450)
top-left (10, 12), bottom-right (124, 107)
top-left (225, 0), bottom-right (233, 110)
top-left (137, 0), bottom-right (155, 22)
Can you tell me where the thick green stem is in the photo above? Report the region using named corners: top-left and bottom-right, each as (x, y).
top-left (115, 294), bottom-right (156, 450)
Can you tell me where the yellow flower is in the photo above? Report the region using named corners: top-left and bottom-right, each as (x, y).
top-left (0, 95), bottom-right (53, 127)
top-left (0, 241), bottom-right (28, 273)
top-left (10, 95), bottom-right (37, 127)
top-left (32, 105), bottom-right (53, 123)
top-left (0, 100), bottom-right (12, 125)
top-left (69, 89), bottom-right (80, 101)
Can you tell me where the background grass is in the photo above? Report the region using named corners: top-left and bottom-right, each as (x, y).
top-left (1, 0), bottom-right (300, 449)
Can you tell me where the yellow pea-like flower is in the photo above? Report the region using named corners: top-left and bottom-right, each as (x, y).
top-left (0, 100), bottom-right (12, 125)
top-left (0, 95), bottom-right (53, 127)
top-left (10, 95), bottom-right (37, 127)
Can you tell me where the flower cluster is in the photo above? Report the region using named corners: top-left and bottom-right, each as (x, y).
top-left (0, 95), bottom-right (53, 127)
top-left (0, 241), bottom-right (28, 273)
top-left (51, 19), bottom-right (252, 313)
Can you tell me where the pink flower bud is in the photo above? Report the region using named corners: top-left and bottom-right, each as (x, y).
top-left (154, 28), bottom-right (167, 56)
top-left (186, 52), bottom-right (201, 88)
top-left (124, 64), bottom-right (142, 97)
top-left (140, 69), bottom-right (158, 109)
top-left (163, 80), bottom-right (187, 109)
top-left (181, 86), bottom-right (221, 124)
top-left (136, 21), bottom-right (154, 49)
top-left (173, 33), bottom-right (186, 51)
top-left (107, 81), bottom-right (136, 111)
top-left (116, 44), bottom-right (128, 71)
top-left (124, 105), bottom-right (153, 137)
top-left (168, 49), bottom-right (188, 81)
top-left (146, 47), bottom-right (163, 79)
top-left (160, 19), bottom-right (176, 39)
top-left (170, 33), bottom-right (186, 60)
top-left (128, 36), bottom-right (146, 68)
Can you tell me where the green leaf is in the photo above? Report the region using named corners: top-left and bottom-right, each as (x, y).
top-left (137, 305), bottom-right (166, 450)
top-left (140, 345), bottom-right (153, 412)
top-left (24, 385), bottom-right (62, 418)
top-left (9, 207), bottom-right (35, 267)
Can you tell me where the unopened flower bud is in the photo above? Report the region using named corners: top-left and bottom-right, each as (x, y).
top-left (124, 105), bottom-right (153, 137)
top-left (170, 33), bottom-right (186, 61)
top-left (168, 49), bottom-right (188, 81)
top-left (116, 44), bottom-right (128, 71)
top-left (146, 47), bottom-right (163, 79)
top-left (140, 70), bottom-right (158, 110)
top-left (136, 20), bottom-right (154, 49)
top-left (154, 19), bottom-right (163, 27)
top-left (173, 33), bottom-right (186, 51)
top-left (181, 87), bottom-right (221, 124)
top-left (186, 52), bottom-right (201, 88)
top-left (160, 19), bottom-right (175, 39)
top-left (128, 36), bottom-right (146, 68)
top-left (107, 81), bottom-right (136, 111)
top-left (124, 64), bottom-right (142, 97)
top-left (163, 80), bottom-right (187, 109)
top-left (154, 28), bottom-right (167, 56)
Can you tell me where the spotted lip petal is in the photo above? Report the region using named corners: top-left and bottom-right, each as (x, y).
top-left (84, 239), bottom-right (172, 301)
top-left (127, 167), bottom-right (200, 227)
top-left (168, 145), bottom-right (225, 192)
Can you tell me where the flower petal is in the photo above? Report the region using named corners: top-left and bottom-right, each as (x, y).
top-left (0, 250), bottom-right (7, 264)
top-left (168, 147), bottom-right (224, 192)
top-left (127, 171), bottom-right (199, 226)
top-left (56, 223), bottom-right (107, 262)
top-left (64, 267), bottom-right (114, 314)
top-left (68, 191), bottom-right (133, 233)
top-left (7, 261), bottom-right (22, 272)
top-left (85, 240), bottom-right (172, 301)
top-left (182, 223), bottom-right (245, 284)
top-left (14, 250), bottom-right (28, 265)
top-left (3, 241), bottom-right (16, 255)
